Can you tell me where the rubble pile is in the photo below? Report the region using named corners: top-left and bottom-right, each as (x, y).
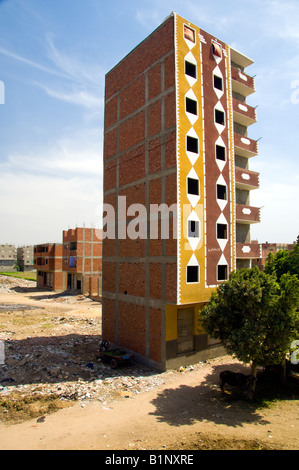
top-left (0, 274), bottom-right (198, 423)
top-left (0, 275), bottom-right (36, 294)
top-left (0, 333), bottom-right (172, 411)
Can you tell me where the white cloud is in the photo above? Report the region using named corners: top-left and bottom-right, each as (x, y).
top-left (46, 33), bottom-right (105, 86)
top-left (37, 34), bottom-right (105, 118)
top-left (0, 130), bottom-right (102, 178)
top-left (250, 175), bottom-right (299, 244)
top-left (0, 130), bottom-right (103, 245)
top-left (37, 82), bottom-right (103, 110)
top-left (0, 172), bottom-right (102, 246)
top-left (0, 45), bottom-right (67, 78)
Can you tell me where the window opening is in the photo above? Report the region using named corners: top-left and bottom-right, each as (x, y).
top-left (216, 145), bottom-right (226, 161)
top-left (188, 220), bottom-right (199, 238)
top-left (218, 264), bottom-right (228, 281)
top-left (187, 136), bottom-right (198, 153)
top-left (187, 265), bottom-right (199, 283)
top-left (186, 97), bottom-right (197, 115)
top-left (187, 177), bottom-right (199, 195)
top-left (217, 184), bottom-right (227, 200)
top-left (217, 223), bottom-right (228, 239)
top-left (212, 42), bottom-right (222, 58)
top-left (185, 60), bottom-right (196, 78)
top-left (214, 75), bottom-right (223, 90)
top-left (184, 25), bottom-right (195, 43)
top-left (215, 109), bottom-right (225, 125)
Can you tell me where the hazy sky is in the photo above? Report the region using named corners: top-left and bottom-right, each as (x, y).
top-left (0, 0), bottom-right (298, 245)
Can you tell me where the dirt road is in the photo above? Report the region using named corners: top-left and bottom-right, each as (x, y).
top-left (0, 275), bottom-right (298, 450)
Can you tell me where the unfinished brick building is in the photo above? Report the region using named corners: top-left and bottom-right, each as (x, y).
top-left (34, 243), bottom-right (64, 291)
top-left (102, 12), bottom-right (260, 370)
top-left (62, 227), bottom-right (102, 299)
top-left (34, 227), bottom-right (102, 298)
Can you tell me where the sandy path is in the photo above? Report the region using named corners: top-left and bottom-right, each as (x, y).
top-left (0, 360), bottom-right (298, 450)
top-left (0, 276), bottom-right (298, 451)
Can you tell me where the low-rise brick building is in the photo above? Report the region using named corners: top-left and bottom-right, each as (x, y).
top-left (252, 242), bottom-right (294, 270)
top-left (63, 227), bottom-right (102, 299)
top-left (34, 243), bottom-right (64, 290)
top-left (34, 227), bottom-right (102, 299)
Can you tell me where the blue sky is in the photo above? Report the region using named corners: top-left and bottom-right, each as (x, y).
top-left (0, 0), bottom-right (298, 246)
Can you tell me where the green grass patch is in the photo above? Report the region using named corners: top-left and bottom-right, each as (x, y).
top-left (0, 391), bottom-right (75, 423)
top-left (0, 272), bottom-right (37, 281)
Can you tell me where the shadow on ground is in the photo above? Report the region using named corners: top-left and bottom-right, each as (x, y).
top-left (149, 362), bottom-right (299, 429)
top-left (10, 286), bottom-right (84, 300)
top-left (0, 333), bottom-right (158, 387)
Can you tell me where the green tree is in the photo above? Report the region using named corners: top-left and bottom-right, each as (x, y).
top-left (265, 236), bottom-right (299, 280)
top-left (200, 267), bottom-right (299, 379)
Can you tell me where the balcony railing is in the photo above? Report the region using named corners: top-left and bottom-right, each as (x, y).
top-left (231, 66), bottom-right (255, 97)
top-left (235, 166), bottom-right (259, 190)
top-left (234, 132), bottom-right (258, 158)
top-left (236, 204), bottom-right (260, 224)
top-left (233, 98), bottom-right (257, 127)
top-left (236, 242), bottom-right (261, 259)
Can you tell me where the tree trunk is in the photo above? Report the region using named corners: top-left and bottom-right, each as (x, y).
top-left (251, 362), bottom-right (258, 378)
top-left (248, 362), bottom-right (258, 400)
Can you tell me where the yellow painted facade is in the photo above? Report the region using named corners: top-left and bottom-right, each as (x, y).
top-left (165, 14), bottom-right (237, 350)
top-left (175, 14), bottom-right (213, 305)
top-left (174, 13), bottom-right (236, 307)
top-left (166, 303), bottom-right (207, 342)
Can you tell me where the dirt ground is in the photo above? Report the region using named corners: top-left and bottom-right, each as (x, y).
top-left (0, 274), bottom-right (298, 451)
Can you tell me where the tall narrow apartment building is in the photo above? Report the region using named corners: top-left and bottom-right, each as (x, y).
top-left (103, 12), bottom-right (261, 370)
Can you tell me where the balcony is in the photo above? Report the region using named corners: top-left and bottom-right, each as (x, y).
top-left (231, 48), bottom-right (254, 69)
top-left (233, 98), bottom-right (257, 127)
top-left (35, 257), bottom-right (47, 267)
top-left (236, 242), bottom-right (261, 259)
top-left (234, 132), bottom-right (258, 158)
top-left (235, 167), bottom-right (259, 190)
top-left (231, 66), bottom-right (255, 97)
top-left (62, 255), bottom-right (78, 271)
top-left (236, 204), bottom-right (260, 224)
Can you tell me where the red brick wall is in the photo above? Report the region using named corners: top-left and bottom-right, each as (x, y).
top-left (102, 298), bottom-right (116, 343)
top-left (118, 262), bottom-right (145, 297)
top-left (118, 303), bottom-right (146, 356)
top-left (118, 145), bottom-right (145, 187)
top-left (105, 16), bottom-right (174, 100)
top-left (149, 308), bottom-right (162, 363)
top-left (103, 15), bottom-right (177, 369)
top-left (119, 75), bottom-right (145, 120)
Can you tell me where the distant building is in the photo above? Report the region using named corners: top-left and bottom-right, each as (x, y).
top-left (34, 227), bottom-right (102, 299)
top-left (102, 12), bottom-right (261, 370)
top-left (17, 245), bottom-right (34, 272)
top-left (252, 242), bottom-right (294, 270)
top-left (63, 227), bottom-right (102, 299)
top-left (0, 244), bottom-right (17, 272)
top-left (34, 243), bottom-right (64, 291)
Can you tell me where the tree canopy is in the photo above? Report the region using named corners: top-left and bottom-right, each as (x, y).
top-left (264, 236), bottom-right (299, 280)
top-left (200, 266), bottom-right (299, 375)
